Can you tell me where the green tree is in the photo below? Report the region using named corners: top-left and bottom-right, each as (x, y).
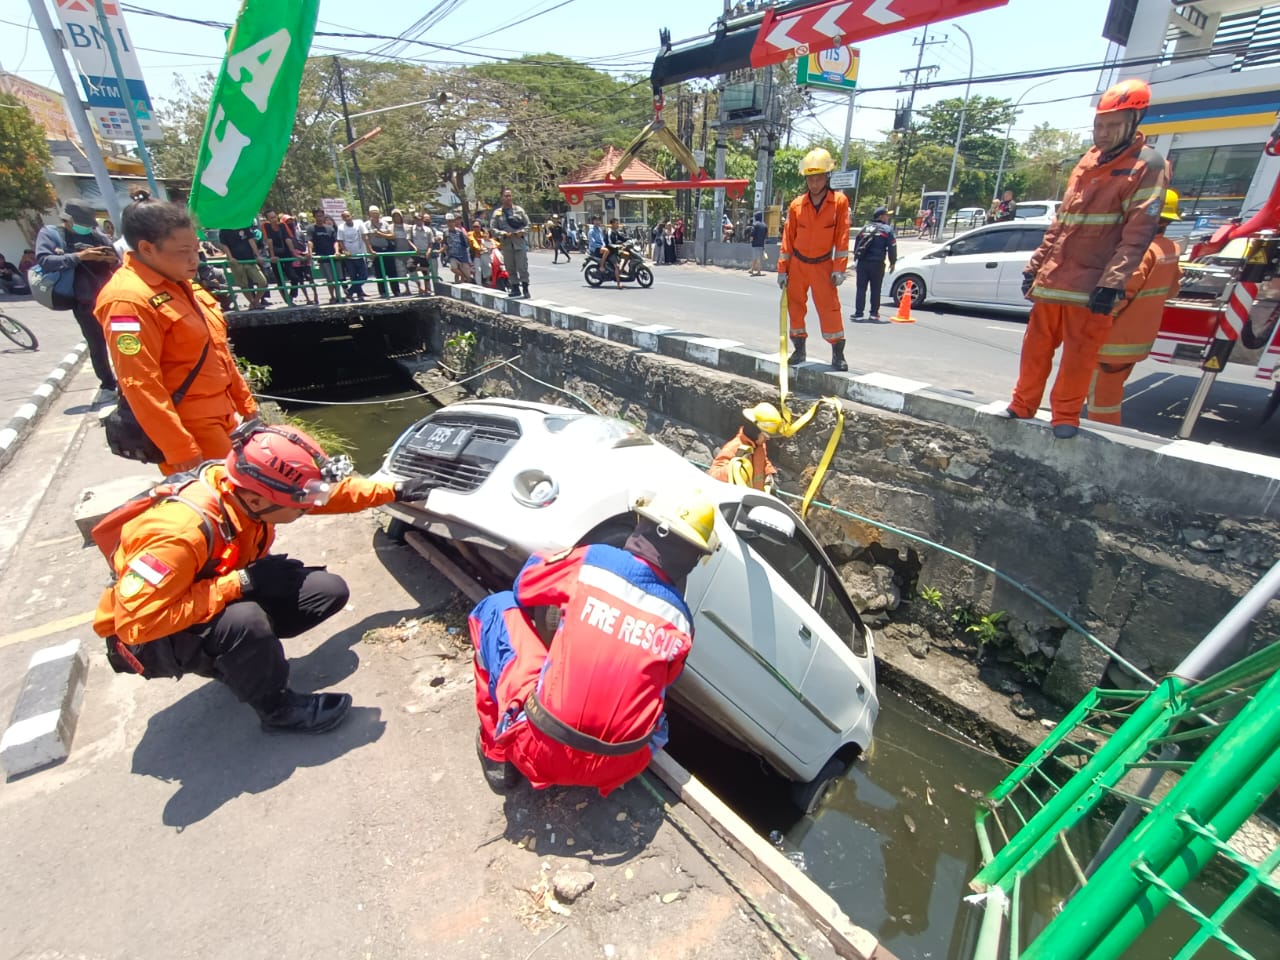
top-left (1018, 122), bottom-right (1084, 200)
top-left (0, 94), bottom-right (56, 223)
top-left (904, 143), bottom-right (962, 196)
top-left (916, 96), bottom-right (1017, 206)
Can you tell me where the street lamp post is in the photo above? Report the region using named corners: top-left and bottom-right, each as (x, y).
top-left (993, 78), bottom-right (1055, 204)
top-left (327, 95), bottom-right (448, 210)
top-left (937, 23), bottom-right (973, 240)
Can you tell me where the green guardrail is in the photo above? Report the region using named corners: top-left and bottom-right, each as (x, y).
top-left (204, 250), bottom-right (447, 308)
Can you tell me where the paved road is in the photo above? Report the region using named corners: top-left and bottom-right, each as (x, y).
top-left (0, 294), bottom-right (88, 410)
top-left (520, 248), bottom-right (1280, 456)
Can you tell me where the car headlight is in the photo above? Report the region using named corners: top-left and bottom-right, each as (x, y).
top-left (512, 469), bottom-right (558, 508)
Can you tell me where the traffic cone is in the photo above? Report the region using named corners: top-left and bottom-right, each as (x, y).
top-left (891, 280), bottom-right (915, 323)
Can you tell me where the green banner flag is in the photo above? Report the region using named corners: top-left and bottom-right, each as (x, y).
top-left (189, 0), bottom-right (319, 228)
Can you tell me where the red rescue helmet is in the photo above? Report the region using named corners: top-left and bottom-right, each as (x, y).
top-left (225, 419), bottom-right (352, 508)
top-left (1097, 79), bottom-right (1151, 115)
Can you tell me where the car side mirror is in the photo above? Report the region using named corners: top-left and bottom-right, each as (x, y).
top-left (734, 504), bottom-right (796, 545)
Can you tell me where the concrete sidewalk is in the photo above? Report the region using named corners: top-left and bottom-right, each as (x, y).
top-left (0, 295), bottom-right (89, 472)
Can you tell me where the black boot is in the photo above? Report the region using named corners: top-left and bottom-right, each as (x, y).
top-left (522, 283), bottom-right (531, 299)
top-left (255, 688), bottom-right (352, 734)
top-left (476, 729), bottom-right (520, 791)
top-left (831, 339), bottom-right (848, 372)
top-left (788, 337), bottom-right (807, 365)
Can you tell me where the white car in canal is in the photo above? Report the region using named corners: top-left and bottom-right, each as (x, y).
top-left (373, 398), bottom-right (879, 813)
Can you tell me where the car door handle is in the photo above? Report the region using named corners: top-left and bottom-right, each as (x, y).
top-left (798, 625), bottom-right (812, 642)
top-left (985, 262), bottom-right (998, 268)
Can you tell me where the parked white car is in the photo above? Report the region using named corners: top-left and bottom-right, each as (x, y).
top-left (372, 398), bottom-right (879, 812)
top-left (1013, 199), bottom-right (1060, 222)
top-left (883, 219), bottom-right (1050, 315)
top-left (949, 206), bottom-right (987, 228)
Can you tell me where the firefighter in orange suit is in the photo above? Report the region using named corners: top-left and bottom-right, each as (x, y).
top-left (95, 200), bottom-right (258, 474)
top-left (779, 148), bottom-right (851, 371)
top-left (1087, 190), bottom-right (1184, 426)
top-left (708, 402), bottom-right (781, 492)
top-left (93, 420), bottom-right (435, 733)
top-left (1001, 79), bottom-right (1168, 438)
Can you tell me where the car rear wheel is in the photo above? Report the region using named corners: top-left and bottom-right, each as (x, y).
top-left (385, 518), bottom-right (410, 543)
top-left (890, 274), bottom-right (926, 307)
top-left (789, 756), bottom-right (847, 815)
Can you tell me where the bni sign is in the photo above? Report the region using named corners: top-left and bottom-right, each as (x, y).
top-left (53, 0), bottom-right (160, 141)
top-left (796, 46), bottom-right (860, 94)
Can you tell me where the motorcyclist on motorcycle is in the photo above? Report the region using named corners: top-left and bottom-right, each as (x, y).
top-left (586, 215), bottom-right (617, 287)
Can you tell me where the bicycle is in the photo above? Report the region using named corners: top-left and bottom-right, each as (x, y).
top-left (0, 312), bottom-right (38, 350)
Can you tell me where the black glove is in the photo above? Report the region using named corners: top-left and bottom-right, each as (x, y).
top-left (1087, 286), bottom-right (1122, 316)
top-left (241, 555), bottom-right (310, 601)
top-left (1021, 271), bottom-right (1035, 298)
top-left (394, 478), bottom-right (437, 502)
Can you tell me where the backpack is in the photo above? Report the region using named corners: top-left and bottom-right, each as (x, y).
top-left (852, 225), bottom-right (877, 260)
top-left (29, 226), bottom-right (78, 311)
top-left (91, 464), bottom-right (238, 578)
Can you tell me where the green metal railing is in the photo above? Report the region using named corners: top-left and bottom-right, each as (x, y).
top-left (203, 251), bottom-right (443, 307)
top-left (968, 635), bottom-right (1280, 960)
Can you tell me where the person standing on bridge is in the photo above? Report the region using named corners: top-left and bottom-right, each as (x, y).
top-left (849, 206), bottom-right (897, 323)
top-left (1086, 189), bottom-right (1183, 426)
top-left (1001, 78), bottom-right (1167, 439)
top-left (491, 188), bottom-right (532, 299)
top-left (778, 148), bottom-right (851, 371)
top-left (470, 491), bottom-right (717, 795)
top-left (95, 200), bottom-right (258, 474)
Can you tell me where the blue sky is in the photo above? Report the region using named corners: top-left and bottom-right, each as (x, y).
top-left (0, 0), bottom-right (1116, 146)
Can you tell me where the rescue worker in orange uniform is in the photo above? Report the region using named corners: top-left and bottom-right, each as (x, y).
top-left (708, 402), bottom-right (781, 493)
top-left (779, 148), bottom-right (851, 371)
top-left (93, 421), bottom-right (435, 733)
top-left (95, 200), bottom-right (259, 474)
top-left (1087, 189), bottom-right (1184, 426)
top-left (1001, 79), bottom-right (1168, 438)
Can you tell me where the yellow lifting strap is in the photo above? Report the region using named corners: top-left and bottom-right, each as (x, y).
top-left (775, 291), bottom-right (845, 518)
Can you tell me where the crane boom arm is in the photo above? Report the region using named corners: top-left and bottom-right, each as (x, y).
top-left (650, 0), bottom-right (1009, 94)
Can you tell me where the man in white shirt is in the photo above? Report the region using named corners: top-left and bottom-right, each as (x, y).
top-left (365, 204), bottom-right (392, 298)
top-left (335, 209), bottom-right (369, 301)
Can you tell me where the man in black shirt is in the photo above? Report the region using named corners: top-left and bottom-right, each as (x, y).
top-left (749, 212), bottom-right (768, 276)
top-left (218, 226), bottom-right (267, 310)
top-left (307, 209), bottom-right (341, 303)
top-left (849, 206), bottom-right (898, 322)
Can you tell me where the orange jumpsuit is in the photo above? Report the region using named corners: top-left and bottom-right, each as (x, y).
top-left (1011, 134), bottom-right (1167, 427)
top-left (779, 188), bottom-right (850, 343)
top-left (1087, 234), bottom-right (1181, 425)
top-left (708, 428), bottom-right (776, 490)
top-left (95, 253), bottom-right (258, 473)
top-left (94, 463), bottom-right (395, 646)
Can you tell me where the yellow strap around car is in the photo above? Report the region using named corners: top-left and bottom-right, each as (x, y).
top-left (775, 291), bottom-right (845, 518)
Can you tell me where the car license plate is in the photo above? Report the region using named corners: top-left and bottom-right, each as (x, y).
top-left (415, 424), bottom-right (473, 460)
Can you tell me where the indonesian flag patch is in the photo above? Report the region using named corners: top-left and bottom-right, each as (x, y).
top-left (110, 317), bottom-right (141, 332)
top-left (128, 553), bottom-right (172, 586)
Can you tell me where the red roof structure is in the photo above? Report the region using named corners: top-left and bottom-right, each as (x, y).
top-left (570, 146), bottom-right (666, 184)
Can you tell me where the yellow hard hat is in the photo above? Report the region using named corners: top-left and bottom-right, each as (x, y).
top-left (634, 489), bottom-right (720, 554)
top-left (743, 402), bottom-right (786, 435)
top-left (1160, 189), bottom-right (1182, 221)
top-left (800, 148), bottom-right (836, 176)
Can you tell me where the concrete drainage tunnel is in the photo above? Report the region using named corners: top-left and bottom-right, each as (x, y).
top-left (229, 298), bottom-right (1280, 960)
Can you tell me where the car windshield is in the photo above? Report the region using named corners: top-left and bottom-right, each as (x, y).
top-left (546, 414), bottom-right (652, 448)
top-left (1016, 204), bottom-right (1051, 218)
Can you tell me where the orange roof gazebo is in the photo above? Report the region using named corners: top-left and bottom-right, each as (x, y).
top-left (569, 146), bottom-right (666, 185)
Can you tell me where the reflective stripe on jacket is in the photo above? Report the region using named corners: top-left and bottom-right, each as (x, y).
top-left (94, 253), bottom-right (257, 465)
top-left (779, 189), bottom-right (849, 273)
top-left (1098, 233), bottom-right (1182, 364)
top-left (93, 463), bottom-right (394, 645)
top-left (1027, 134), bottom-right (1167, 304)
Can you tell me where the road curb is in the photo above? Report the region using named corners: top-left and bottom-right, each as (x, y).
top-left (0, 341), bottom-right (87, 474)
top-left (0, 638), bottom-right (89, 781)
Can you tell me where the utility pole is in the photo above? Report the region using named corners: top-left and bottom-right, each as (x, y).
top-left (28, 0), bottom-right (121, 224)
top-left (891, 30), bottom-right (944, 215)
top-left (333, 56), bottom-right (366, 213)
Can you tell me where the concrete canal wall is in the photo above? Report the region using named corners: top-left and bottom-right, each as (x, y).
top-left (229, 292), bottom-right (1280, 721)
